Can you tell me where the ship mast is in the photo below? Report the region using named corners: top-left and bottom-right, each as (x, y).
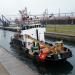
top-left (19, 7), bottom-right (29, 25)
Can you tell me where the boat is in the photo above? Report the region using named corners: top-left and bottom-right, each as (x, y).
top-left (10, 24), bottom-right (72, 62)
top-left (10, 7), bottom-right (72, 62)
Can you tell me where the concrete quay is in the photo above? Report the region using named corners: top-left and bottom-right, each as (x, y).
top-left (45, 32), bottom-right (75, 42)
top-left (0, 47), bottom-right (38, 75)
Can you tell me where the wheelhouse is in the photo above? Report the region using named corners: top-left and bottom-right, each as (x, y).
top-left (21, 24), bottom-right (45, 30)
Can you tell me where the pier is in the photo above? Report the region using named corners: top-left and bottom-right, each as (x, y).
top-left (0, 47), bottom-right (38, 75)
top-left (45, 32), bottom-right (75, 42)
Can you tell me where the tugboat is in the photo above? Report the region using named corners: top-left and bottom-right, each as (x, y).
top-left (10, 7), bottom-right (72, 62)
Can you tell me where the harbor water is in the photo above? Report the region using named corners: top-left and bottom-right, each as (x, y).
top-left (0, 29), bottom-right (75, 75)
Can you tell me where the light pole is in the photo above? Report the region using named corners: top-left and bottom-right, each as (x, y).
top-left (54, 17), bottom-right (56, 32)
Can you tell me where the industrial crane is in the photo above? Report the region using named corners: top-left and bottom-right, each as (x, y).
top-left (0, 15), bottom-right (10, 27)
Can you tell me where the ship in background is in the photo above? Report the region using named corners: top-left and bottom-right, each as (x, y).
top-left (10, 7), bottom-right (72, 62)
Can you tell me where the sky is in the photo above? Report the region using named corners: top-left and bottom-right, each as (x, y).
top-left (0, 0), bottom-right (75, 17)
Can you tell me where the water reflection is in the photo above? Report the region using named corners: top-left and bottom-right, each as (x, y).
top-left (34, 61), bottom-right (73, 75)
top-left (3, 30), bottom-right (6, 37)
